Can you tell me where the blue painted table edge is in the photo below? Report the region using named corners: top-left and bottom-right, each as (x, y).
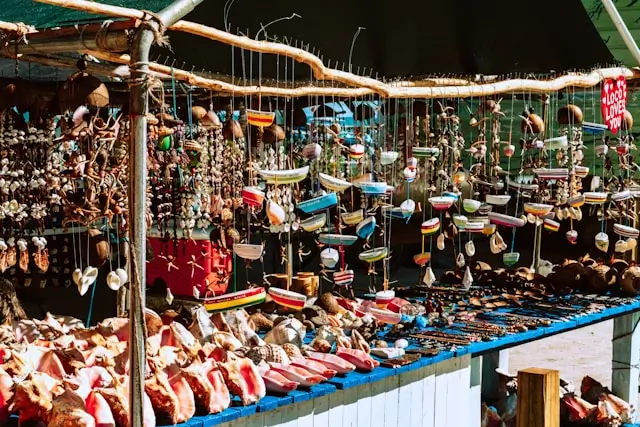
top-left (161, 299), bottom-right (640, 427)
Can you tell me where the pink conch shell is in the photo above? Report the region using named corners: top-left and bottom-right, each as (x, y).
top-left (336, 347), bottom-right (379, 372)
top-left (219, 352), bottom-right (266, 405)
top-left (290, 358), bottom-right (337, 380)
top-left (307, 351), bottom-right (356, 375)
top-left (263, 369), bottom-right (298, 394)
top-left (268, 363), bottom-right (325, 387)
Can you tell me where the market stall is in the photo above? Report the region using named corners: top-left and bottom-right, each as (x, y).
top-left (1, 0), bottom-right (640, 426)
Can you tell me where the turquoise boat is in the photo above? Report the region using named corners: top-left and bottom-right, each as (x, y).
top-left (297, 192), bottom-right (338, 214)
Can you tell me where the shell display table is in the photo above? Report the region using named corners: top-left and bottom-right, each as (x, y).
top-left (149, 297), bottom-right (640, 427)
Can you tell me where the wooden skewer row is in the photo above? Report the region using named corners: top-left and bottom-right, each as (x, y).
top-left (410, 333), bottom-right (472, 346)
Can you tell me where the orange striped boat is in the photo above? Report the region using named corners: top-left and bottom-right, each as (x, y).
top-left (268, 287), bottom-right (307, 310)
top-left (246, 109), bottom-right (275, 127)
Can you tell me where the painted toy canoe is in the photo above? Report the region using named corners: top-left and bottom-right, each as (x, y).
top-left (233, 243), bottom-right (263, 261)
top-left (582, 122), bottom-right (608, 135)
top-left (568, 195), bottom-right (585, 207)
top-left (524, 203), bottom-right (553, 217)
top-left (359, 247), bottom-right (388, 263)
top-left (349, 143), bottom-right (366, 159)
top-left (341, 209), bottom-right (364, 225)
top-left (421, 218), bottom-right (440, 236)
top-left (333, 269), bottom-right (355, 287)
top-left (356, 181), bottom-right (389, 196)
top-left (413, 252), bottom-right (431, 265)
top-left (429, 196), bottom-right (454, 211)
top-left (463, 199), bottom-right (482, 213)
top-left (380, 151), bottom-right (399, 165)
top-left (574, 166), bottom-right (589, 178)
top-left (543, 219), bottom-right (560, 232)
top-left (506, 178), bottom-right (539, 192)
top-left (614, 223), bottom-right (640, 239)
top-left (503, 252), bottom-right (520, 267)
top-left (257, 166), bottom-right (310, 184)
top-left (544, 135), bottom-right (568, 150)
top-left (356, 216), bottom-right (376, 239)
top-left (242, 186), bottom-right (265, 207)
top-left (318, 233), bottom-right (358, 246)
top-left (268, 287), bottom-right (307, 310)
top-left (488, 212), bottom-right (525, 228)
top-left (533, 168), bottom-right (569, 180)
top-left (611, 190), bottom-right (632, 202)
top-left (485, 195), bottom-right (511, 206)
top-left (368, 307), bottom-right (402, 324)
top-left (584, 192), bottom-right (608, 205)
top-left (246, 109), bottom-right (275, 127)
top-left (204, 287), bottom-right (266, 313)
top-left (375, 290), bottom-right (395, 308)
top-left (412, 146), bottom-right (440, 158)
top-left (297, 192), bottom-right (338, 214)
top-left (318, 173), bottom-right (353, 192)
top-left (465, 221), bottom-right (485, 233)
top-left (452, 214), bottom-right (468, 229)
top-left (300, 213), bottom-right (327, 232)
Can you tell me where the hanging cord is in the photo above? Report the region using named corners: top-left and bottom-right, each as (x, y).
top-left (85, 231), bottom-right (96, 327)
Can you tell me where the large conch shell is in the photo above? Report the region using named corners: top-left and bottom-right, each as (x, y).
top-left (436, 233), bottom-right (445, 250)
top-left (423, 266), bottom-right (436, 287)
top-left (595, 232), bottom-right (609, 253)
top-left (267, 201), bottom-right (285, 226)
top-left (465, 240), bottom-right (476, 257)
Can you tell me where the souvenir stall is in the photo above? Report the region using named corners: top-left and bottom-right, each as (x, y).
top-left (1, 0), bottom-right (640, 426)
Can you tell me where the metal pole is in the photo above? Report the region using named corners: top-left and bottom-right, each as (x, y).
top-left (128, 1), bottom-right (202, 426)
top-left (601, 0), bottom-right (640, 67)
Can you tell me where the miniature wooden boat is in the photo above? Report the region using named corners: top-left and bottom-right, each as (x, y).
top-left (482, 224), bottom-right (497, 235)
top-left (614, 224), bottom-right (640, 239)
top-left (318, 234), bottom-right (358, 246)
top-left (463, 199), bottom-right (482, 213)
top-left (584, 192), bottom-right (608, 204)
top-left (349, 143), bottom-right (365, 159)
top-left (300, 214), bottom-right (327, 232)
top-left (582, 122), bottom-right (608, 135)
top-left (412, 146), bottom-right (440, 158)
top-left (574, 166), bottom-right (589, 178)
top-left (375, 290), bottom-right (395, 308)
top-left (203, 287), bottom-right (266, 313)
top-left (333, 269), bottom-right (355, 286)
top-left (242, 186), bottom-right (265, 207)
top-left (341, 209), bottom-right (364, 225)
top-left (524, 203), bottom-right (553, 216)
top-left (488, 212), bottom-right (525, 228)
top-left (485, 195), bottom-right (511, 206)
top-left (612, 190), bottom-right (633, 202)
top-left (568, 195), bottom-right (585, 207)
top-left (233, 244), bottom-right (263, 260)
top-left (268, 287), bottom-right (307, 310)
top-left (544, 135), bottom-right (568, 150)
top-left (465, 221), bottom-right (485, 233)
top-left (413, 252), bottom-right (431, 265)
top-left (246, 109), bottom-right (275, 127)
top-left (442, 192), bottom-right (459, 202)
top-left (533, 168), bottom-right (569, 180)
top-left (380, 151), bottom-right (399, 165)
top-left (297, 193), bottom-right (338, 214)
top-left (368, 307), bottom-right (402, 324)
top-left (400, 199), bottom-right (416, 216)
top-left (356, 216), bottom-right (376, 239)
top-left (478, 204), bottom-right (493, 215)
top-left (503, 252), bottom-right (520, 267)
top-left (421, 218), bottom-right (440, 236)
top-left (356, 181), bottom-right (388, 196)
top-left (359, 247), bottom-right (388, 263)
top-left (452, 214), bottom-right (468, 229)
top-left (429, 196), bottom-right (454, 211)
top-left (543, 219), bottom-right (560, 232)
top-left (318, 173), bottom-right (353, 192)
top-left (257, 166), bottom-right (310, 184)
top-left (506, 178), bottom-right (539, 191)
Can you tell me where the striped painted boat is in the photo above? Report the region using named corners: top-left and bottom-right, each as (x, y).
top-left (573, 166), bottom-right (589, 178)
top-left (533, 168), bottom-right (569, 180)
top-left (485, 195), bottom-right (511, 206)
top-left (488, 212), bottom-right (525, 228)
top-left (543, 219), bottom-right (560, 232)
top-left (400, 199), bottom-right (416, 216)
top-left (413, 252), bottom-right (431, 266)
top-left (203, 287), bottom-right (266, 313)
top-left (429, 196), bottom-right (454, 211)
top-left (421, 218), bottom-right (440, 236)
top-left (246, 109), bottom-right (275, 127)
top-left (318, 233), bottom-right (358, 246)
top-left (267, 201), bottom-right (286, 225)
top-left (359, 247), bottom-right (388, 263)
top-left (356, 181), bottom-right (389, 196)
top-left (612, 190), bottom-right (633, 202)
top-left (582, 122), bottom-right (608, 135)
top-left (242, 186), bottom-right (265, 207)
top-left (341, 209), bottom-right (364, 225)
top-left (268, 287), bottom-right (307, 310)
top-left (452, 214), bottom-right (468, 229)
top-left (463, 199), bottom-right (482, 213)
top-left (584, 192), bottom-right (608, 205)
top-left (442, 192), bottom-right (459, 202)
top-left (465, 221), bottom-right (485, 233)
top-left (297, 193), bottom-right (338, 214)
top-left (478, 204), bottom-right (493, 215)
top-left (568, 195), bottom-right (585, 207)
top-left (300, 213), bottom-right (327, 232)
top-left (503, 252), bottom-right (520, 267)
top-left (614, 223), bottom-right (640, 239)
top-left (233, 243), bottom-right (263, 260)
top-left (333, 269), bottom-right (354, 287)
top-left (380, 151), bottom-right (399, 165)
top-left (544, 135), bottom-right (568, 150)
top-left (506, 178), bottom-right (539, 191)
top-left (524, 203), bottom-right (553, 217)
top-left (257, 166), bottom-right (310, 184)
top-left (375, 290), bottom-right (395, 308)
top-left (318, 173), bottom-right (353, 192)
top-left (356, 216), bottom-right (376, 239)
top-left (349, 144), bottom-right (365, 159)
top-left (302, 143), bottom-right (322, 160)
top-left (412, 146), bottom-right (440, 158)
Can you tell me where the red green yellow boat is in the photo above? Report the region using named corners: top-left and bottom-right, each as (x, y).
top-left (203, 287), bottom-right (266, 313)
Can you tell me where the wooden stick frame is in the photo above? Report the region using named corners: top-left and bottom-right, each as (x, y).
top-left (30, 0), bottom-right (640, 98)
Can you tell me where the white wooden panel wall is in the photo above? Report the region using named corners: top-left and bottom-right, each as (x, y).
top-left (221, 355), bottom-right (475, 427)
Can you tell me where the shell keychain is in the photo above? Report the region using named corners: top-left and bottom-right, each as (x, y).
top-left (17, 238), bottom-right (28, 272)
top-left (32, 236), bottom-right (49, 272)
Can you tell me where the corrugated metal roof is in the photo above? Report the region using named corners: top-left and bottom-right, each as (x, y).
top-left (583, 0), bottom-right (640, 67)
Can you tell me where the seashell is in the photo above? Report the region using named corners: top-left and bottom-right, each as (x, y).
top-left (465, 240), bottom-right (476, 257)
top-left (591, 175), bottom-right (601, 192)
top-left (246, 344), bottom-right (291, 365)
top-left (394, 338), bottom-right (409, 349)
top-left (503, 144), bottom-right (515, 157)
top-left (311, 338), bottom-right (332, 353)
top-left (615, 240), bottom-right (628, 253)
top-left (316, 292), bottom-right (341, 315)
top-left (106, 271), bottom-right (123, 291)
top-left (72, 268), bottom-right (83, 286)
top-left (595, 232), bottom-right (609, 253)
top-left (250, 312), bottom-right (274, 330)
top-left (264, 318), bottom-right (307, 347)
top-left (462, 266), bottom-right (473, 290)
top-left (373, 340), bottom-right (388, 348)
top-left (626, 238), bottom-right (637, 251)
top-left (351, 330), bottom-right (370, 354)
top-left (456, 253), bottom-right (466, 268)
top-left (527, 213), bottom-right (536, 224)
top-left (620, 266), bottom-right (640, 295)
top-left (556, 207), bottom-right (564, 221)
top-left (165, 287), bottom-right (174, 305)
top-left (281, 343), bottom-right (303, 359)
top-left (82, 266), bottom-right (98, 284)
top-left (623, 109), bottom-right (634, 131)
top-left (566, 230), bottom-right (578, 244)
top-left (437, 233), bottom-right (445, 250)
top-left (423, 266), bottom-right (436, 287)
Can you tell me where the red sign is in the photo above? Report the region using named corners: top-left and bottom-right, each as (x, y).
top-left (601, 75), bottom-right (628, 134)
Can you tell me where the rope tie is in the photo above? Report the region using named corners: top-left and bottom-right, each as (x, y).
top-left (139, 10), bottom-right (171, 49)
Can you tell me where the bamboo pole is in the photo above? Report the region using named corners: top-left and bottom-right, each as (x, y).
top-left (35, 0), bottom-right (639, 97)
top-left (0, 21), bottom-right (36, 34)
top-left (85, 50), bottom-right (637, 99)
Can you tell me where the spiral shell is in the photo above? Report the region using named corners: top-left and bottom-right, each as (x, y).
top-left (245, 344), bottom-right (291, 365)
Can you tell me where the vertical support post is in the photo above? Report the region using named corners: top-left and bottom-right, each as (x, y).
top-left (516, 368), bottom-right (560, 427)
top-left (480, 350), bottom-right (510, 401)
top-left (127, 1), bottom-right (203, 426)
top-left (612, 311), bottom-right (640, 402)
top-left (601, 0), bottom-right (640, 67)
top-left (469, 357), bottom-right (483, 427)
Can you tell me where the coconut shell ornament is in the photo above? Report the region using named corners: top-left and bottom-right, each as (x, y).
top-left (263, 124), bottom-right (286, 144)
top-left (520, 108), bottom-right (545, 134)
top-left (557, 104), bottom-right (583, 125)
top-left (622, 109), bottom-right (634, 132)
top-left (59, 72), bottom-right (109, 109)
